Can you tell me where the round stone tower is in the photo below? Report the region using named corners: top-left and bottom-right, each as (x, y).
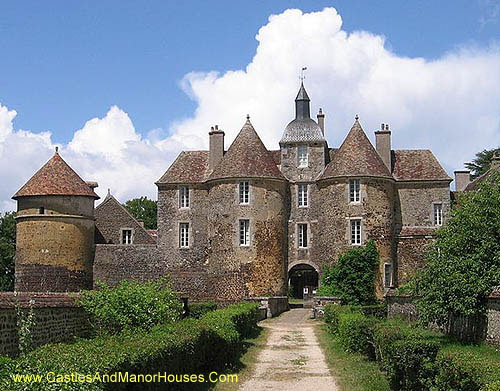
top-left (12, 149), bottom-right (99, 292)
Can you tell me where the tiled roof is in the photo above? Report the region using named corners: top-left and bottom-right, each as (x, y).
top-left (397, 227), bottom-right (438, 237)
top-left (392, 150), bottom-right (451, 182)
top-left (209, 119), bottom-right (285, 181)
top-left (319, 119), bottom-right (392, 180)
top-left (270, 150), bottom-right (281, 166)
top-left (13, 151), bottom-right (99, 199)
top-left (280, 118), bottom-right (325, 144)
top-left (464, 163), bottom-right (500, 191)
top-left (156, 151), bottom-right (211, 184)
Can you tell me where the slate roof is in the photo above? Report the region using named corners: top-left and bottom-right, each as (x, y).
top-left (392, 150), bottom-right (451, 182)
top-left (13, 151), bottom-right (99, 199)
top-left (319, 119), bottom-right (392, 180)
top-left (209, 119), bottom-right (285, 181)
top-left (280, 118), bottom-right (325, 144)
top-left (156, 151), bottom-right (211, 184)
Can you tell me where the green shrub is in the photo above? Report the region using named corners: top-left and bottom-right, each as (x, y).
top-left (352, 304), bottom-right (387, 319)
top-left (323, 304), bottom-right (357, 334)
top-left (433, 349), bottom-right (500, 391)
top-left (385, 339), bottom-right (440, 391)
top-left (79, 278), bottom-right (183, 335)
top-left (5, 302), bottom-right (260, 390)
top-left (337, 312), bottom-right (378, 358)
top-left (188, 301), bottom-right (217, 319)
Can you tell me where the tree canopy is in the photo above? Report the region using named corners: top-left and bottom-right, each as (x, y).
top-left (0, 212), bottom-right (16, 291)
top-left (412, 173), bottom-right (500, 326)
top-left (465, 147), bottom-right (500, 179)
top-left (123, 197), bottom-right (157, 229)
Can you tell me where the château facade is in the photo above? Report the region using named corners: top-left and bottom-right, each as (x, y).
top-left (12, 83), bottom-right (453, 302)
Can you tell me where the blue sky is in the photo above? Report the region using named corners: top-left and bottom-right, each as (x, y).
top-left (1, 2), bottom-right (500, 210)
top-left (1, 0), bottom-right (499, 142)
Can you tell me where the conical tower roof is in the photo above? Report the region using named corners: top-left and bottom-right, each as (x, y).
top-left (319, 117), bottom-right (392, 180)
top-left (209, 117), bottom-right (285, 181)
top-left (13, 150), bottom-right (99, 199)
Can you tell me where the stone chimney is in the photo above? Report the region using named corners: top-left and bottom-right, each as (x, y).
top-left (375, 123), bottom-right (391, 171)
top-left (317, 108), bottom-right (325, 135)
top-left (209, 125), bottom-right (224, 170)
top-left (454, 170), bottom-right (471, 191)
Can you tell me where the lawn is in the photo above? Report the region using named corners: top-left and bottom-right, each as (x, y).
top-left (315, 324), bottom-right (389, 391)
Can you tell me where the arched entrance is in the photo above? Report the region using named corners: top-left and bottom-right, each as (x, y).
top-left (288, 263), bottom-right (319, 299)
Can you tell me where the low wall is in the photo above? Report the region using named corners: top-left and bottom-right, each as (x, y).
top-left (245, 296), bottom-right (289, 319)
top-left (0, 293), bottom-right (90, 357)
top-left (312, 296), bottom-right (342, 319)
top-left (386, 291), bottom-right (500, 344)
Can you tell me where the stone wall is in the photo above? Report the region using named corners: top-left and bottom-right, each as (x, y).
top-left (0, 293), bottom-right (90, 357)
top-left (395, 236), bottom-right (435, 285)
top-left (487, 295), bottom-right (500, 345)
top-left (244, 296), bottom-right (289, 319)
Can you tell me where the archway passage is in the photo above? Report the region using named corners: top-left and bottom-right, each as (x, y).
top-left (288, 263), bottom-right (319, 299)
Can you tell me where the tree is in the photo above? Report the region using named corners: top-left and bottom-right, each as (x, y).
top-left (0, 212), bottom-right (16, 291)
top-left (316, 241), bottom-right (379, 305)
top-left (413, 173), bottom-right (500, 329)
top-left (123, 197), bottom-right (157, 229)
top-left (465, 148), bottom-right (500, 179)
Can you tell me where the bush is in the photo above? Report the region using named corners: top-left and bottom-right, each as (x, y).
top-left (352, 304), bottom-right (387, 319)
top-left (323, 304), bottom-right (358, 334)
top-left (5, 302), bottom-right (260, 390)
top-left (433, 349), bottom-right (500, 391)
top-left (188, 301), bottom-right (217, 319)
top-left (78, 278), bottom-right (183, 335)
top-left (337, 312), bottom-right (378, 358)
top-left (385, 339), bottom-right (440, 391)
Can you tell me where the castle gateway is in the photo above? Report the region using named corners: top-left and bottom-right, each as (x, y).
top-left (13, 83), bottom-right (452, 303)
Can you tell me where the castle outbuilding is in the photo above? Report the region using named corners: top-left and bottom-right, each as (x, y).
top-left (13, 82), bottom-right (452, 302)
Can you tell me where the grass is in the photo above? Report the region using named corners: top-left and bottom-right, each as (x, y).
top-left (315, 324), bottom-right (389, 391)
top-left (214, 326), bottom-right (269, 391)
top-left (288, 298), bottom-right (304, 305)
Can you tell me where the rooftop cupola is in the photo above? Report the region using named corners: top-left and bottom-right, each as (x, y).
top-left (295, 82), bottom-right (311, 119)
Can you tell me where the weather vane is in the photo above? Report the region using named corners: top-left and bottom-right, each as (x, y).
top-left (300, 67), bottom-right (307, 82)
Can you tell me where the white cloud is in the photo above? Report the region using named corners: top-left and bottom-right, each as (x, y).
top-left (2, 7), bottom-right (500, 211)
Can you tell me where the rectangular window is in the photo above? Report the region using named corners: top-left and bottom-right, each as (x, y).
top-left (434, 204), bottom-right (443, 226)
top-left (239, 219), bottom-right (250, 246)
top-left (384, 263), bottom-right (392, 287)
top-left (349, 179), bottom-right (360, 203)
top-left (121, 229), bottom-right (133, 245)
top-left (350, 219), bottom-right (361, 245)
top-left (298, 145), bottom-right (308, 167)
top-left (179, 223), bottom-right (189, 248)
top-left (298, 184), bottom-right (308, 207)
top-left (239, 181), bottom-right (249, 204)
top-left (179, 186), bottom-right (190, 208)
top-left (298, 223), bottom-right (308, 248)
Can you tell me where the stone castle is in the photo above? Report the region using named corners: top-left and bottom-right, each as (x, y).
top-left (12, 83), bottom-right (458, 303)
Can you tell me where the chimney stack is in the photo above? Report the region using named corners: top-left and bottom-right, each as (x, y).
top-left (209, 125), bottom-right (224, 170)
top-left (317, 108), bottom-right (325, 135)
top-left (375, 123), bottom-right (391, 171)
top-left (454, 170), bottom-right (471, 192)
top-left (491, 152), bottom-right (500, 171)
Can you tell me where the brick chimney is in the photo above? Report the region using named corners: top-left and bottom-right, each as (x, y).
top-left (454, 170), bottom-right (471, 191)
top-left (209, 125), bottom-right (224, 170)
top-left (375, 123), bottom-right (391, 171)
top-left (317, 108), bottom-right (325, 135)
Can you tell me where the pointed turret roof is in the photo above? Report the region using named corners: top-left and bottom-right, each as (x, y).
top-left (319, 118), bottom-right (392, 180)
top-left (296, 82), bottom-right (310, 101)
top-left (209, 118), bottom-right (285, 181)
top-left (12, 150), bottom-right (99, 199)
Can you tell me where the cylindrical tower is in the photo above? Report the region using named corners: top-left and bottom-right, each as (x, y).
top-left (12, 149), bottom-right (99, 292)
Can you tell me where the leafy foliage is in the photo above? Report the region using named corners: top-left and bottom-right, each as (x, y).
top-left (465, 147), bottom-right (500, 179)
top-left (0, 211), bottom-right (15, 291)
top-left (412, 174), bottom-right (500, 328)
top-left (188, 301), bottom-right (217, 319)
top-left (123, 196), bottom-right (157, 229)
top-left (78, 278), bottom-right (182, 335)
top-left (319, 241), bottom-right (379, 305)
top-left (5, 302), bottom-right (260, 391)
top-left (337, 312), bottom-right (377, 357)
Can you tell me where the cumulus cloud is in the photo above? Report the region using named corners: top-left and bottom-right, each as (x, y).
top-left (2, 7), bottom-right (500, 211)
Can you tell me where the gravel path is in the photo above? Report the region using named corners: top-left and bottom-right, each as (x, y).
top-left (239, 308), bottom-right (338, 391)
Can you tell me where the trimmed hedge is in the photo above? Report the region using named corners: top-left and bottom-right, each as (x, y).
top-left (337, 312), bottom-right (377, 358)
top-left (4, 302), bottom-right (260, 391)
top-left (323, 304), bottom-right (360, 334)
top-left (188, 301), bottom-right (217, 319)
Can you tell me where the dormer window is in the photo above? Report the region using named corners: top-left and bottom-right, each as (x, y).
top-left (179, 186), bottom-right (190, 208)
top-left (349, 179), bottom-right (361, 203)
top-left (121, 229), bottom-right (133, 245)
top-left (297, 145), bottom-right (308, 167)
